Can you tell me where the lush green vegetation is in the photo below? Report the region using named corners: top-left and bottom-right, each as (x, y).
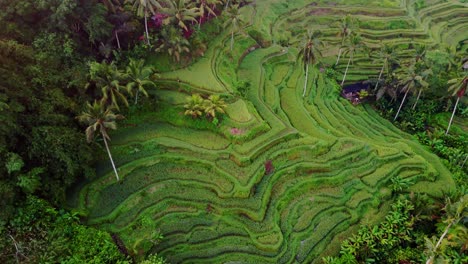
top-left (0, 0), bottom-right (466, 263)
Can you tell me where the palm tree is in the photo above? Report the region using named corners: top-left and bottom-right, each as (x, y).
top-left (126, 0), bottom-right (160, 45)
top-left (411, 65), bottom-right (432, 110)
top-left (445, 74), bottom-right (467, 135)
top-left (425, 195), bottom-right (468, 264)
top-left (88, 61), bottom-right (130, 110)
top-left (159, 0), bottom-right (200, 32)
top-left (223, 4), bottom-right (242, 52)
top-left (156, 26), bottom-right (191, 62)
top-left (341, 33), bottom-right (366, 86)
top-left (414, 44), bottom-right (426, 63)
top-left (203, 94), bottom-right (227, 119)
top-left (197, 0), bottom-right (220, 28)
top-left (373, 43), bottom-right (398, 95)
top-left (184, 94), bottom-right (205, 118)
top-left (393, 65), bottom-right (429, 121)
top-left (297, 30), bottom-right (323, 97)
top-left (334, 14), bottom-right (356, 65)
top-left (125, 58), bottom-right (157, 105)
top-left (77, 101), bottom-right (124, 181)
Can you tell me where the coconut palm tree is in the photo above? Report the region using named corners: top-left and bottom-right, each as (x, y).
top-left (196, 0), bottom-right (220, 28)
top-left (414, 44), bottom-right (426, 63)
top-left (341, 33), bottom-right (366, 86)
top-left (373, 43), bottom-right (398, 97)
top-left (159, 0), bottom-right (200, 32)
top-left (184, 94), bottom-right (205, 118)
top-left (223, 4), bottom-right (242, 52)
top-left (88, 61), bottom-right (130, 110)
top-left (411, 64), bottom-right (432, 110)
top-left (77, 101), bottom-right (124, 181)
top-left (156, 26), bottom-right (191, 62)
top-left (203, 94), bottom-right (227, 119)
top-left (297, 29), bottom-right (323, 97)
top-left (445, 74), bottom-right (467, 135)
top-left (125, 58), bottom-right (158, 105)
top-left (334, 14), bottom-right (356, 65)
top-left (393, 65), bottom-right (429, 121)
top-left (126, 0), bottom-right (160, 45)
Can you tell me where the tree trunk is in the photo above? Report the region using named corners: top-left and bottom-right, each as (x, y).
top-left (103, 134), bottom-right (120, 181)
top-left (426, 222), bottom-right (453, 264)
top-left (145, 13), bottom-right (151, 46)
top-left (115, 31), bottom-right (121, 50)
top-left (394, 88), bottom-right (409, 121)
top-left (374, 63), bottom-right (385, 91)
top-left (230, 30), bottom-right (234, 51)
top-left (445, 96), bottom-right (460, 135)
top-left (461, 154), bottom-right (468, 168)
top-left (341, 54), bottom-right (352, 86)
top-left (335, 48), bottom-right (342, 65)
top-left (135, 89), bottom-right (139, 105)
top-left (303, 63), bottom-right (309, 97)
top-left (412, 89), bottom-right (422, 110)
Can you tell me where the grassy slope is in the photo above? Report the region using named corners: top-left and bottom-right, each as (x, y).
top-left (68, 0), bottom-right (466, 263)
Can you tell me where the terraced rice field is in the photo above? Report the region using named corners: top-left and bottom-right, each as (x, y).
top-left (68, 0), bottom-right (466, 262)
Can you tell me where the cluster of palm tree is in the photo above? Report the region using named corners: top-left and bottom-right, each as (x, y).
top-left (329, 15), bottom-right (466, 135)
top-left (368, 42), bottom-right (466, 134)
top-left (77, 58), bottom-right (158, 181)
top-left (125, 0), bottom-right (244, 59)
top-left (184, 93), bottom-right (227, 121)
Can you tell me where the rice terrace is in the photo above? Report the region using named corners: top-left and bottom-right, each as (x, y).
top-left (59, 0), bottom-right (468, 263)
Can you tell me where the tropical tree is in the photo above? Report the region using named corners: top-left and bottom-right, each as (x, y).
top-left (77, 101), bottom-right (124, 181)
top-left (297, 29), bottom-right (323, 97)
top-left (425, 195), bottom-right (468, 264)
top-left (88, 61), bottom-right (130, 110)
top-left (203, 94), bottom-right (227, 119)
top-left (411, 64), bottom-right (432, 110)
top-left (334, 14), bottom-right (356, 65)
top-left (159, 0), bottom-right (200, 31)
top-left (414, 44), bottom-right (426, 63)
top-left (125, 58), bottom-right (157, 105)
top-left (341, 33), bottom-right (366, 86)
top-left (373, 43), bottom-right (398, 99)
top-left (393, 65), bottom-right (429, 121)
top-left (197, 0), bottom-right (220, 28)
top-left (184, 94), bottom-right (205, 118)
top-left (445, 73), bottom-right (467, 135)
top-left (126, 0), bottom-right (160, 45)
top-left (156, 26), bottom-right (191, 62)
top-left (223, 4), bottom-right (242, 52)
top-left (108, 9), bottom-right (134, 50)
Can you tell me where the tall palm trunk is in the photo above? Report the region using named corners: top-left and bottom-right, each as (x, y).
top-left (230, 30), bottom-right (234, 51)
top-left (426, 222), bottom-right (453, 264)
top-left (445, 96), bottom-right (460, 135)
top-left (374, 63), bottom-right (385, 91)
top-left (144, 12), bottom-right (151, 45)
top-left (135, 89), bottom-right (139, 105)
top-left (303, 63), bottom-right (309, 97)
top-left (102, 134), bottom-right (120, 181)
top-left (341, 54), bottom-right (352, 86)
top-left (335, 48), bottom-right (342, 65)
top-left (115, 31), bottom-right (121, 49)
top-left (412, 89), bottom-right (422, 110)
top-left (394, 88), bottom-right (409, 121)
